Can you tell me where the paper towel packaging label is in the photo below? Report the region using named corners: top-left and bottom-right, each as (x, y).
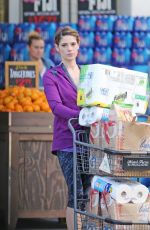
top-left (77, 64), bottom-right (148, 114)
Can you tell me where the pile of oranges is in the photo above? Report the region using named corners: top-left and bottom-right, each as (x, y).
top-left (0, 86), bottom-right (51, 112)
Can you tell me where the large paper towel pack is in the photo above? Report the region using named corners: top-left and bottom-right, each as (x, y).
top-left (77, 64), bottom-right (148, 114)
top-left (101, 193), bottom-right (150, 222)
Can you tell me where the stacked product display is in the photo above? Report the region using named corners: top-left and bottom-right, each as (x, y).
top-left (1, 15), bottom-right (150, 88)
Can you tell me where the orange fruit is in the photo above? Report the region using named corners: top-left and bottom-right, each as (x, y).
top-left (15, 104), bottom-right (23, 112)
top-left (31, 91), bottom-right (39, 101)
top-left (23, 104), bottom-right (34, 112)
top-left (19, 97), bottom-right (32, 106)
top-left (40, 102), bottom-right (50, 112)
top-left (24, 88), bottom-right (32, 97)
top-left (6, 102), bottom-right (15, 111)
top-left (0, 104), bottom-right (4, 111)
top-left (3, 96), bottom-right (13, 105)
top-left (33, 98), bottom-right (43, 106)
top-left (32, 104), bottom-right (41, 112)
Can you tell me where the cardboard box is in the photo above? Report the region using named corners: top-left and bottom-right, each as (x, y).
top-left (90, 120), bottom-right (150, 152)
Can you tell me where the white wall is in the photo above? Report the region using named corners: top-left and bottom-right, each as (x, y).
top-left (9, 0), bottom-right (21, 23)
top-left (117, 0), bottom-right (150, 16)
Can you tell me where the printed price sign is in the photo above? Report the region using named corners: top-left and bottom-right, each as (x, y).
top-left (22, 0), bottom-right (60, 22)
top-left (5, 61), bottom-right (39, 88)
top-left (123, 156), bottom-right (150, 170)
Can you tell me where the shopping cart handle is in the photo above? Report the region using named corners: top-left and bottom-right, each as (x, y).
top-left (68, 118), bottom-right (78, 133)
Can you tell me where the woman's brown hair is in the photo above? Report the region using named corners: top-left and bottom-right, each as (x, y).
top-left (54, 26), bottom-right (80, 45)
top-left (28, 31), bottom-right (44, 46)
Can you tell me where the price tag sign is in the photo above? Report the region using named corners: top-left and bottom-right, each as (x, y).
top-left (5, 61), bottom-right (39, 88)
top-left (123, 156), bottom-right (150, 170)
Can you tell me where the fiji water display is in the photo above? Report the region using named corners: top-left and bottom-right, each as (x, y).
top-left (131, 48), bottom-right (150, 65)
top-left (10, 43), bottom-right (28, 61)
top-left (50, 47), bottom-right (61, 65)
top-left (14, 23), bottom-right (35, 42)
top-left (0, 64), bottom-right (4, 89)
top-left (0, 44), bottom-right (11, 63)
top-left (58, 22), bottom-right (77, 30)
top-left (0, 23), bottom-right (15, 44)
top-left (134, 16), bottom-right (150, 31)
top-left (112, 48), bottom-right (131, 66)
top-left (95, 31), bottom-right (113, 47)
top-left (114, 16), bottom-right (134, 32)
top-left (132, 32), bottom-right (150, 49)
top-left (44, 43), bottom-right (52, 59)
top-left (78, 15), bottom-right (96, 31)
top-left (79, 31), bottom-right (95, 48)
top-left (77, 47), bottom-right (93, 65)
top-left (95, 15), bottom-right (116, 32)
top-left (113, 32), bottom-right (132, 48)
top-left (35, 22), bottom-right (57, 43)
top-left (93, 47), bottom-right (112, 64)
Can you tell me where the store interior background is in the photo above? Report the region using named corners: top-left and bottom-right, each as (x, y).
top-left (1, 0), bottom-right (150, 89)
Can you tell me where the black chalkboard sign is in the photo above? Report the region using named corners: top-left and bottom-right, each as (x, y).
top-left (5, 61), bottom-right (39, 88)
top-left (123, 156), bottom-right (150, 170)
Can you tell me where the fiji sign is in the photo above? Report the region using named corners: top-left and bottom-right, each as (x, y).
top-left (23, 0), bottom-right (60, 22)
top-left (78, 0), bottom-right (116, 15)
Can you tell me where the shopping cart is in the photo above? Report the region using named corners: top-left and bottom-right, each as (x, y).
top-left (68, 118), bottom-right (150, 230)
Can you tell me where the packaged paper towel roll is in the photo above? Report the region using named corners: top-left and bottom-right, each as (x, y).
top-left (88, 106), bottom-right (109, 124)
top-left (79, 107), bottom-right (90, 126)
top-left (126, 181), bottom-right (149, 204)
top-left (91, 176), bottom-right (132, 204)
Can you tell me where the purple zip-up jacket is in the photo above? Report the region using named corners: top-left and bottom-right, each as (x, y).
top-left (43, 63), bottom-right (80, 153)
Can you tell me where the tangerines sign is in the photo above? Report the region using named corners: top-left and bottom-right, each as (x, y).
top-left (5, 61), bottom-right (39, 88)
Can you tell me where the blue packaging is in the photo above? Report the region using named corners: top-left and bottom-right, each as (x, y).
top-left (113, 32), bottom-right (132, 48)
top-left (0, 23), bottom-right (15, 44)
top-left (95, 15), bottom-right (115, 32)
top-left (112, 48), bottom-right (131, 66)
top-left (77, 47), bottom-right (93, 65)
top-left (93, 47), bottom-right (112, 64)
top-left (44, 43), bottom-right (52, 59)
top-left (131, 48), bottom-right (150, 65)
top-left (95, 31), bottom-right (113, 48)
top-left (92, 176), bottom-right (112, 193)
top-left (10, 43), bottom-right (28, 61)
top-left (78, 15), bottom-right (96, 31)
top-left (114, 16), bottom-right (134, 32)
top-left (134, 16), bottom-right (150, 32)
top-left (0, 64), bottom-right (4, 89)
top-left (58, 22), bottom-right (77, 30)
top-left (35, 22), bottom-right (57, 43)
top-left (132, 32), bottom-right (150, 49)
top-left (79, 31), bottom-right (95, 48)
top-left (14, 23), bottom-right (35, 43)
top-left (50, 47), bottom-right (61, 65)
top-left (0, 43), bottom-right (11, 64)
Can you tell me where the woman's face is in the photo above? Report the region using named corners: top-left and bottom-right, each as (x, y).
top-left (29, 39), bottom-right (45, 60)
top-left (55, 35), bottom-right (79, 62)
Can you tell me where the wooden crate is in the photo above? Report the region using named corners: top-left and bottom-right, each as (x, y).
top-left (0, 112), bottom-right (67, 230)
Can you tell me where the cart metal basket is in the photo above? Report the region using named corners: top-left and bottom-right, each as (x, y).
top-left (68, 118), bottom-right (150, 230)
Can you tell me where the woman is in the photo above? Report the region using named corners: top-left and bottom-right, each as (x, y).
top-left (43, 26), bottom-right (90, 230)
top-left (27, 31), bottom-right (54, 89)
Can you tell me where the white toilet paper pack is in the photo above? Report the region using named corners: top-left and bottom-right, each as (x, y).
top-left (77, 64), bottom-right (148, 114)
top-left (79, 106), bottom-right (109, 126)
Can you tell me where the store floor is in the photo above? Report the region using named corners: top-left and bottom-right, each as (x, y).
top-left (15, 218), bottom-right (67, 230)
